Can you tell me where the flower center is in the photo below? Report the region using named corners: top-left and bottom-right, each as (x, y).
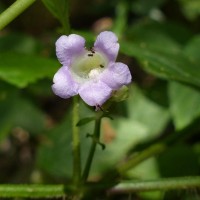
top-left (71, 50), bottom-right (108, 79)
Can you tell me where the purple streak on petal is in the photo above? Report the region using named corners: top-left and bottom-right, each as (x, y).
top-left (52, 66), bottom-right (79, 98)
top-left (100, 62), bottom-right (132, 90)
top-left (94, 31), bottom-right (119, 62)
top-left (56, 34), bottom-right (85, 66)
top-left (78, 80), bottom-right (112, 106)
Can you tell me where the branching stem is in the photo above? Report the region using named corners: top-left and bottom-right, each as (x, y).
top-left (82, 112), bottom-right (103, 181)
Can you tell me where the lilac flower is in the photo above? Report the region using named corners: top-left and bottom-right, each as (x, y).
top-left (52, 31), bottom-right (132, 107)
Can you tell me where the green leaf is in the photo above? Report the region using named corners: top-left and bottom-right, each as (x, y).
top-left (37, 114), bottom-right (73, 178)
top-left (0, 83), bottom-right (46, 141)
top-left (11, 98), bottom-right (46, 135)
top-left (131, 0), bottom-right (166, 15)
top-left (121, 21), bottom-right (200, 87)
top-left (120, 40), bottom-right (200, 88)
top-left (126, 19), bottom-right (192, 45)
top-left (76, 116), bottom-right (95, 127)
top-left (42, 0), bottom-right (69, 32)
top-left (169, 82), bottom-right (200, 130)
top-left (0, 52), bottom-right (59, 88)
top-left (76, 113), bottom-right (113, 128)
top-left (0, 33), bottom-right (41, 54)
top-left (184, 35), bottom-right (200, 63)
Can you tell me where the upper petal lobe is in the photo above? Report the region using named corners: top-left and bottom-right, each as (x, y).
top-left (94, 31), bottom-right (119, 62)
top-left (56, 34), bottom-right (85, 66)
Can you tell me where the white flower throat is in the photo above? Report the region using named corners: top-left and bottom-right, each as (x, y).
top-left (71, 49), bottom-right (108, 82)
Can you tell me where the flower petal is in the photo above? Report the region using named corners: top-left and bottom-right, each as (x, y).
top-left (52, 66), bottom-right (79, 98)
top-left (100, 62), bottom-right (132, 90)
top-left (56, 34), bottom-right (85, 66)
top-left (79, 81), bottom-right (112, 106)
top-left (94, 31), bottom-right (119, 62)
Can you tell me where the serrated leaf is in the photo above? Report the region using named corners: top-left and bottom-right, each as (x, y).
top-left (0, 52), bottom-right (59, 88)
top-left (76, 116), bottom-right (95, 127)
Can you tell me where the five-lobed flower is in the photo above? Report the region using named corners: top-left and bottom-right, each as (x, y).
top-left (52, 31), bottom-right (132, 108)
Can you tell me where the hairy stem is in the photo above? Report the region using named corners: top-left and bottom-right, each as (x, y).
top-left (72, 96), bottom-right (81, 185)
top-left (0, 184), bottom-right (66, 198)
top-left (0, 176), bottom-right (199, 197)
top-left (82, 112), bottom-right (102, 181)
top-left (108, 176), bottom-right (200, 194)
top-left (0, 0), bottom-right (36, 30)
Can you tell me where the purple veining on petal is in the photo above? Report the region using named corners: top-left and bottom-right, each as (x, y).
top-left (100, 62), bottom-right (132, 90)
top-left (56, 34), bottom-right (85, 66)
top-left (78, 80), bottom-right (112, 106)
top-left (94, 31), bottom-right (119, 62)
top-left (52, 66), bottom-right (79, 98)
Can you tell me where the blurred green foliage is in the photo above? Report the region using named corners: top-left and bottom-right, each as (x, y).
top-left (0, 0), bottom-right (200, 199)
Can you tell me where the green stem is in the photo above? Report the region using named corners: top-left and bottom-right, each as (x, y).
top-left (0, 0), bottom-right (36, 30)
top-left (0, 184), bottom-right (66, 198)
top-left (114, 0), bottom-right (128, 38)
top-left (82, 112), bottom-right (102, 181)
top-left (0, 176), bottom-right (199, 197)
top-left (108, 176), bottom-right (200, 194)
top-left (72, 96), bottom-right (81, 185)
top-left (117, 143), bottom-right (166, 175)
